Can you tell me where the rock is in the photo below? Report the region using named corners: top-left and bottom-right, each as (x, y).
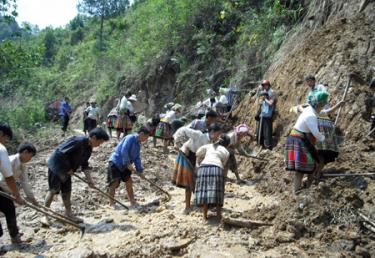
top-left (155, 206), bottom-right (165, 213)
top-left (331, 239), bottom-right (355, 251)
top-left (104, 218), bottom-right (114, 223)
top-left (276, 232), bottom-right (295, 243)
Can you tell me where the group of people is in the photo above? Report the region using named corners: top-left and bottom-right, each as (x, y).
top-left (171, 120), bottom-right (252, 219)
top-left (284, 75), bottom-right (345, 193)
top-left (1, 74), bottom-right (372, 249)
top-left (0, 123), bottom-right (111, 247)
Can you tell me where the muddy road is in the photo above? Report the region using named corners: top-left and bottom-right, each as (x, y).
top-left (1, 131), bottom-right (374, 257)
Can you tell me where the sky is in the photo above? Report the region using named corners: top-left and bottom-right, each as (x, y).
top-left (16, 0), bottom-right (79, 29)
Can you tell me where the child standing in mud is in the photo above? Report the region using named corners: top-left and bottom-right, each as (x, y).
top-left (195, 134), bottom-right (230, 221)
top-left (107, 127), bottom-right (149, 207)
top-left (43, 128), bottom-right (109, 224)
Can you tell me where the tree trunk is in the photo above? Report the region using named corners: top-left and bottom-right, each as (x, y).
top-left (99, 13), bottom-right (104, 50)
top-left (99, 0), bottom-right (105, 51)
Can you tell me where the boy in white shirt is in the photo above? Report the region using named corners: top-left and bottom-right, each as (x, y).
top-left (0, 122), bottom-right (25, 247)
top-left (0, 143), bottom-right (38, 206)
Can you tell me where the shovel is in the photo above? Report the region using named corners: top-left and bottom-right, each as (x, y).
top-left (0, 191), bottom-right (85, 237)
top-left (135, 174), bottom-right (171, 201)
top-left (74, 174), bottom-right (129, 210)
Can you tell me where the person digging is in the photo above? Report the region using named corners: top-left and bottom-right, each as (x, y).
top-left (42, 128), bottom-right (109, 225)
top-left (107, 127), bottom-right (149, 208)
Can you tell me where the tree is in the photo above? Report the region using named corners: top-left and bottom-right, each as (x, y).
top-left (43, 28), bottom-right (57, 64)
top-left (78, 0), bottom-right (130, 50)
top-left (0, 0), bottom-right (17, 20)
top-left (69, 14), bottom-right (85, 30)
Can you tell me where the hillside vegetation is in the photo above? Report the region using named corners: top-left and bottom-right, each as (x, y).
top-left (1, 0), bottom-right (303, 131)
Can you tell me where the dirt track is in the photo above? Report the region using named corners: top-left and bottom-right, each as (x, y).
top-left (0, 128), bottom-right (374, 257)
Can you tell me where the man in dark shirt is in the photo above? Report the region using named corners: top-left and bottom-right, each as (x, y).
top-left (43, 128), bottom-right (109, 224)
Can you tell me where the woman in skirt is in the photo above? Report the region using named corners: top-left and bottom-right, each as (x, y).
top-left (172, 123), bottom-right (222, 214)
top-left (314, 100), bottom-right (345, 178)
top-left (296, 88), bottom-right (345, 179)
top-left (285, 91), bottom-right (329, 194)
top-left (194, 134), bottom-right (230, 221)
top-left (155, 104), bottom-right (182, 153)
top-left (106, 107), bottom-right (118, 138)
top-left (115, 110), bottom-right (133, 139)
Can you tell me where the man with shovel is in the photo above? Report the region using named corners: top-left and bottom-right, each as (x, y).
top-left (107, 127), bottom-right (149, 208)
top-left (42, 128), bottom-right (109, 225)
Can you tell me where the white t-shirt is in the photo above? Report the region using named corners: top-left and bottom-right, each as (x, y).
top-left (0, 154), bottom-right (35, 199)
top-left (86, 106), bottom-right (100, 120)
top-left (294, 105), bottom-right (325, 142)
top-left (174, 127), bottom-right (194, 149)
top-left (0, 143), bottom-right (13, 179)
top-left (181, 129), bottom-right (210, 154)
top-left (196, 144), bottom-right (230, 169)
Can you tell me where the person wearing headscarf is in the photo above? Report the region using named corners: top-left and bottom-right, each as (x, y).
top-left (171, 123), bottom-right (222, 214)
top-left (194, 134), bottom-right (230, 221)
top-left (285, 91), bottom-right (329, 194)
top-left (293, 75), bottom-right (344, 179)
top-left (225, 124), bottom-right (253, 183)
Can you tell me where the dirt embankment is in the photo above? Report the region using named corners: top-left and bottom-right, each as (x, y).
top-left (230, 0), bottom-right (375, 256)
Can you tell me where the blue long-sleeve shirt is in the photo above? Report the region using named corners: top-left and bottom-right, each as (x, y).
top-left (109, 134), bottom-right (144, 173)
top-left (59, 101), bottom-right (73, 117)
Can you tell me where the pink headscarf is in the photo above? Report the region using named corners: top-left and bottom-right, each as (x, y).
top-left (235, 124), bottom-right (250, 135)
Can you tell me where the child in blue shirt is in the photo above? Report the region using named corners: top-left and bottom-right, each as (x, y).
top-left (108, 127), bottom-right (150, 207)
